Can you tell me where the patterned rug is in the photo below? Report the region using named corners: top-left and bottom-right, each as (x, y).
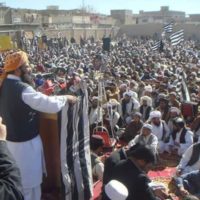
top-left (149, 152), bottom-right (182, 200)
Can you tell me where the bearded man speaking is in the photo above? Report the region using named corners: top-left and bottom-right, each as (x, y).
top-left (0, 51), bottom-right (76, 200)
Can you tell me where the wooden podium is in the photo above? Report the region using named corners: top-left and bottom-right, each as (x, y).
top-left (39, 113), bottom-right (63, 200)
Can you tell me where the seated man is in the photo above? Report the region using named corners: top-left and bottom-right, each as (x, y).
top-left (149, 111), bottom-right (170, 153)
top-left (168, 118), bottom-right (193, 156)
top-left (90, 135), bottom-right (105, 181)
top-left (123, 112), bottom-right (143, 143)
top-left (128, 124), bottom-right (158, 155)
top-left (174, 170), bottom-right (200, 198)
top-left (176, 142), bottom-right (200, 175)
top-left (121, 91), bottom-right (140, 125)
top-left (139, 95), bottom-right (152, 122)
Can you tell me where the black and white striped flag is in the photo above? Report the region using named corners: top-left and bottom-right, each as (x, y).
top-left (60, 83), bottom-right (93, 200)
top-left (151, 41), bottom-right (161, 51)
top-left (163, 22), bottom-right (173, 33)
top-left (170, 29), bottom-right (184, 46)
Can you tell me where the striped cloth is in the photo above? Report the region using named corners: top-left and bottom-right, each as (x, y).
top-left (170, 29), bottom-right (184, 46)
top-left (163, 22), bottom-right (173, 33)
top-left (172, 71), bottom-right (190, 102)
top-left (152, 41), bottom-right (161, 51)
top-left (60, 83), bottom-right (93, 200)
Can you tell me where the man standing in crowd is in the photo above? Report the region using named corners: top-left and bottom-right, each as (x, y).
top-left (0, 117), bottom-right (24, 200)
top-left (0, 51), bottom-right (77, 200)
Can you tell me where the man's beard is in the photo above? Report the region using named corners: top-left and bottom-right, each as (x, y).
top-left (21, 73), bottom-right (35, 87)
top-left (153, 121), bottom-right (161, 127)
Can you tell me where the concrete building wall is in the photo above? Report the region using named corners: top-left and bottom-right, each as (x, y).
top-left (118, 23), bottom-right (200, 40)
top-left (111, 10), bottom-right (133, 25)
top-left (138, 6), bottom-right (185, 24)
top-left (189, 14), bottom-right (200, 23)
top-left (43, 27), bottom-right (119, 42)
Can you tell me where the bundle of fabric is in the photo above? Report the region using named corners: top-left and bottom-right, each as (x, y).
top-left (60, 82), bottom-right (93, 200)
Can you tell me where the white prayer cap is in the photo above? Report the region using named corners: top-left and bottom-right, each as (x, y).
top-left (143, 124), bottom-right (152, 131)
top-left (105, 180), bottom-right (128, 200)
top-left (149, 111), bottom-right (161, 119)
top-left (170, 107), bottom-right (181, 115)
top-left (144, 85), bottom-right (152, 93)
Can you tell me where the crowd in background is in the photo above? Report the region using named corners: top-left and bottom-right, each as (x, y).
top-left (1, 34), bottom-right (200, 200)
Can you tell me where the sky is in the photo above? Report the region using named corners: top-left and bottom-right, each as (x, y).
top-left (3, 0), bottom-right (200, 15)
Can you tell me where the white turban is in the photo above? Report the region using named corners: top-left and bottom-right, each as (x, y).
top-left (170, 107), bottom-right (181, 115)
top-left (149, 111), bottom-right (161, 119)
top-left (144, 85), bottom-right (152, 93)
top-left (105, 180), bottom-right (128, 200)
top-left (140, 95), bottom-right (152, 107)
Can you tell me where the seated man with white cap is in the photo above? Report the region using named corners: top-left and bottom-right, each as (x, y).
top-left (167, 107), bottom-right (182, 133)
top-left (149, 111), bottom-right (170, 153)
top-left (128, 124), bottom-right (158, 155)
top-left (120, 91), bottom-right (140, 125)
top-left (168, 118), bottom-right (193, 156)
top-left (139, 95), bottom-right (153, 122)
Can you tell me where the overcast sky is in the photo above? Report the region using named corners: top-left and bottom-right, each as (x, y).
top-left (3, 0), bottom-right (200, 15)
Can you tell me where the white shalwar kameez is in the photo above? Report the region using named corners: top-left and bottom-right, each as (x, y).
top-left (168, 128), bottom-right (193, 156)
top-left (177, 143), bottom-right (200, 174)
top-left (151, 121), bottom-right (170, 153)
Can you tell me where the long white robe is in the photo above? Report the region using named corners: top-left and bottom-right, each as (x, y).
top-left (151, 121), bottom-right (170, 153)
top-left (168, 129), bottom-right (193, 156)
top-left (177, 143), bottom-right (200, 174)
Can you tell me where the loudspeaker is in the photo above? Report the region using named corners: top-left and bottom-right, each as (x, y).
top-left (102, 37), bottom-right (111, 51)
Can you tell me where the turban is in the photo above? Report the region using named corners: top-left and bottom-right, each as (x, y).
top-left (4, 51), bottom-right (28, 73)
top-left (140, 95), bottom-right (152, 106)
top-left (149, 111), bottom-right (161, 120)
top-left (144, 85), bottom-right (152, 93)
top-left (0, 51), bottom-right (28, 85)
top-left (170, 107), bottom-right (181, 115)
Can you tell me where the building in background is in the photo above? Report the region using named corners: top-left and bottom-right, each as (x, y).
top-left (187, 14), bottom-right (200, 24)
top-left (138, 6), bottom-right (185, 24)
top-left (110, 10), bottom-right (137, 25)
